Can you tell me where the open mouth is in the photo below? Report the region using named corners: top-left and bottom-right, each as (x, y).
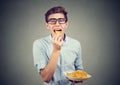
top-left (54, 29), bottom-right (62, 35)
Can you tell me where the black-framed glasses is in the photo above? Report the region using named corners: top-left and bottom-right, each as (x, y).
top-left (47, 18), bottom-right (67, 25)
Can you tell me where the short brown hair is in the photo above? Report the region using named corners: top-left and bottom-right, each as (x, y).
top-left (45, 6), bottom-right (68, 22)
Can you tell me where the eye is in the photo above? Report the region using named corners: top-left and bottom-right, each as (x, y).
top-left (48, 18), bottom-right (56, 21)
top-left (58, 18), bottom-right (66, 24)
top-left (50, 20), bottom-right (56, 22)
top-left (48, 18), bottom-right (57, 24)
top-left (59, 18), bottom-right (64, 21)
top-left (59, 18), bottom-right (65, 21)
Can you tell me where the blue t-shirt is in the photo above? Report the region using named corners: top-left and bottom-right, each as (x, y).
top-left (33, 35), bottom-right (83, 85)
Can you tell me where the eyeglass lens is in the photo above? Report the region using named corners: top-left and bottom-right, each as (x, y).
top-left (48, 18), bottom-right (66, 24)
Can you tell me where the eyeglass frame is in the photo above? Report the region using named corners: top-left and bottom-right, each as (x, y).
top-left (46, 18), bottom-right (67, 25)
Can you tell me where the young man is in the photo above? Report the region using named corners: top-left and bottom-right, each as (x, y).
top-left (33, 6), bottom-right (83, 85)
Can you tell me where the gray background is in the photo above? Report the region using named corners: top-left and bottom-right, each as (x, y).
top-left (1, 0), bottom-right (120, 85)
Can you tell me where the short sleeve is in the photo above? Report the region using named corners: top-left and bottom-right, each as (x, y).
top-left (33, 40), bottom-right (48, 72)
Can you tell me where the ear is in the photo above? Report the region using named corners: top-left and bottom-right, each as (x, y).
top-left (65, 22), bottom-right (69, 29)
top-left (45, 23), bottom-right (49, 29)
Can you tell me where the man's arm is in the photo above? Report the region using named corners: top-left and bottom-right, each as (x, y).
top-left (39, 35), bottom-right (63, 83)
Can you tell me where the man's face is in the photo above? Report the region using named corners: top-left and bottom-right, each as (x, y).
top-left (45, 13), bottom-right (68, 37)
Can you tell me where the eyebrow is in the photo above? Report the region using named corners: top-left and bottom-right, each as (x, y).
top-left (49, 18), bottom-right (65, 19)
top-left (49, 18), bottom-right (65, 21)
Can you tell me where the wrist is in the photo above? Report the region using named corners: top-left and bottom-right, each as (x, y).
top-left (52, 49), bottom-right (60, 54)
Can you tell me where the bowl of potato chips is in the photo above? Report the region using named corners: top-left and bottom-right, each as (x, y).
top-left (64, 70), bottom-right (92, 81)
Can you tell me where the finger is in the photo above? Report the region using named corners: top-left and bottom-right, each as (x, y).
top-left (59, 39), bottom-right (63, 46)
top-left (52, 35), bottom-right (56, 40)
top-left (52, 35), bottom-right (58, 42)
top-left (53, 35), bottom-right (59, 41)
top-left (58, 36), bottom-right (63, 42)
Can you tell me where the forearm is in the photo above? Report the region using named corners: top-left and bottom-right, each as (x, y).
top-left (40, 50), bottom-right (60, 83)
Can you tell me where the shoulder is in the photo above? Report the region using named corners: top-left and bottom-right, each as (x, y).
top-left (67, 36), bottom-right (80, 45)
top-left (66, 36), bottom-right (81, 50)
top-left (33, 36), bottom-right (50, 47)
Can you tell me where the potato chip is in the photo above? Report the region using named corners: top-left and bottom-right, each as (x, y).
top-left (55, 30), bottom-right (61, 35)
top-left (66, 70), bottom-right (88, 79)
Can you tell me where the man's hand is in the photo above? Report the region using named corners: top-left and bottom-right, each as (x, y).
top-left (69, 80), bottom-right (83, 83)
top-left (52, 35), bottom-right (63, 51)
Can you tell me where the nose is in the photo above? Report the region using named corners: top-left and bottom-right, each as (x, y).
top-left (55, 21), bottom-right (60, 26)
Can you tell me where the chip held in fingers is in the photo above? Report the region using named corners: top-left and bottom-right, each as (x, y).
top-left (55, 29), bottom-right (62, 35)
